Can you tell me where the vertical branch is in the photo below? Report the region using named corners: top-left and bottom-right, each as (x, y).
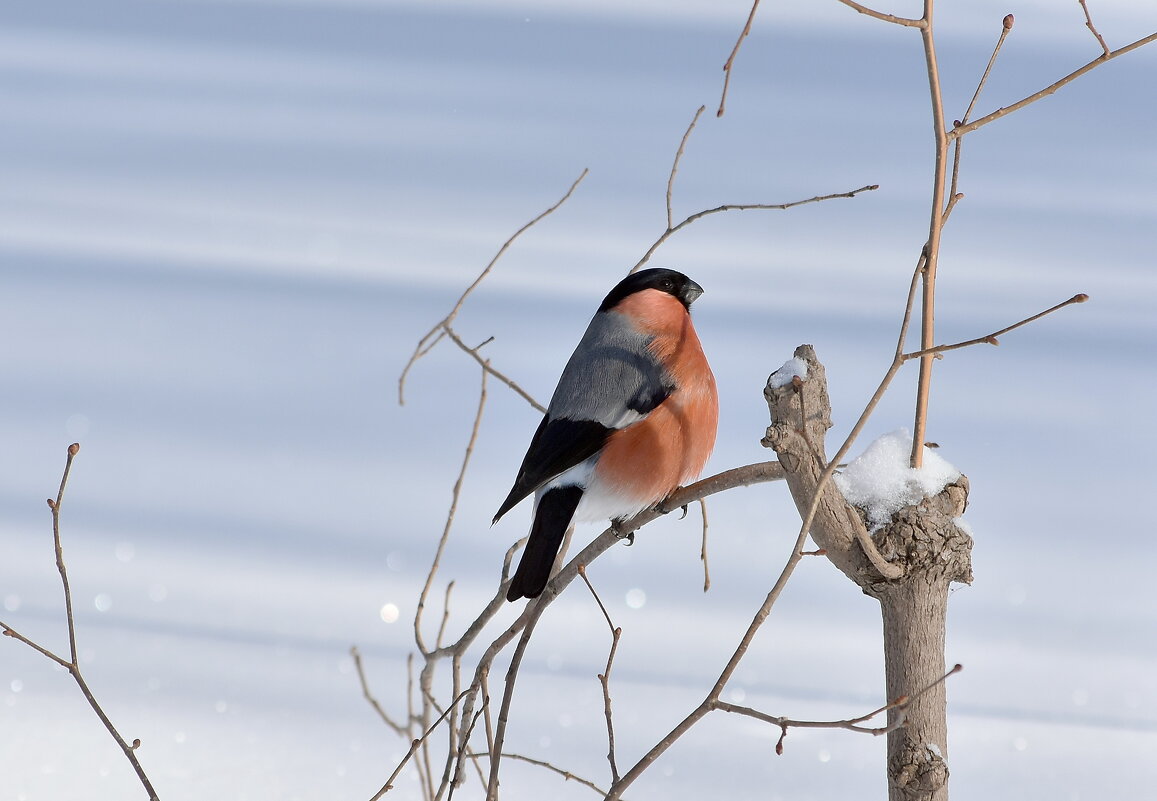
top-left (911, 0), bottom-right (950, 468)
top-left (415, 364), bottom-right (489, 654)
top-left (51, 443), bottom-right (81, 665)
top-left (578, 565), bottom-right (623, 784)
top-left (485, 597), bottom-right (550, 800)
top-left (698, 500), bottom-right (711, 592)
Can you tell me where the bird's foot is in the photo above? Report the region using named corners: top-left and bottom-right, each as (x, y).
top-left (656, 498), bottom-right (690, 519)
top-left (611, 519), bottom-right (635, 545)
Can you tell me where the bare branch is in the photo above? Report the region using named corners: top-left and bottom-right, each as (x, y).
top-left (467, 751), bottom-right (612, 796)
top-left (951, 31), bottom-right (1157, 138)
top-left (944, 14), bottom-right (1014, 224)
top-left (632, 185), bottom-right (879, 274)
top-left (718, 0), bottom-right (762, 117)
top-left (0, 624), bottom-right (71, 668)
top-left (352, 646), bottom-right (410, 736)
top-left (1079, 0), bottom-right (1112, 58)
top-left (435, 581), bottom-right (455, 651)
top-left (578, 565), bottom-right (623, 783)
top-left (901, 293), bottom-right (1089, 361)
top-left (415, 366), bottom-right (488, 656)
top-left (712, 663), bottom-right (964, 747)
top-left (698, 500), bottom-right (711, 592)
top-left (3, 444), bottom-right (161, 801)
top-left (399, 168), bottom-right (588, 405)
top-left (52, 442), bottom-right (81, 664)
top-left (485, 597), bottom-right (550, 800)
top-left (371, 689), bottom-right (472, 800)
top-left (442, 326), bottom-right (545, 413)
top-left (666, 105), bottom-right (706, 230)
top-left (911, 1), bottom-right (952, 469)
top-left (835, 0), bottom-right (925, 28)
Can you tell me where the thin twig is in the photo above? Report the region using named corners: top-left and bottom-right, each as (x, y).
top-left (578, 565), bottom-right (623, 783)
top-left (835, 0), bottom-right (925, 27)
top-left (443, 326), bottom-right (545, 413)
top-left (52, 445), bottom-right (80, 664)
top-left (961, 15), bottom-right (1014, 126)
top-left (718, 1), bottom-right (761, 117)
top-left (467, 751), bottom-right (612, 796)
top-left (713, 663), bottom-right (963, 752)
top-left (415, 366), bottom-right (488, 655)
top-left (435, 582), bottom-right (455, 651)
top-left (399, 168), bottom-right (588, 405)
top-left (2, 444), bottom-right (161, 801)
top-left (698, 500), bottom-right (711, 593)
top-left (485, 597), bottom-right (550, 800)
top-left (666, 106), bottom-right (706, 230)
top-left (951, 31), bottom-right (1157, 138)
top-left (445, 704), bottom-right (484, 801)
top-left (1079, 0), bottom-right (1112, 58)
top-left (371, 690), bottom-right (472, 800)
top-left (0, 624), bottom-right (70, 668)
top-left (901, 293), bottom-right (1088, 362)
top-left (944, 14), bottom-right (1014, 224)
top-left (351, 646), bottom-right (410, 735)
top-left (632, 185), bottom-right (879, 273)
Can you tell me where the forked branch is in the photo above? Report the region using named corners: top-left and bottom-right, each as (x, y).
top-left (0, 444), bottom-right (160, 801)
top-left (398, 168), bottom-right (588, 405)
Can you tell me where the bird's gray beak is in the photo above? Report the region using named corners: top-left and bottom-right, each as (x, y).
top-left (682, 279), bottom-right (704, 306)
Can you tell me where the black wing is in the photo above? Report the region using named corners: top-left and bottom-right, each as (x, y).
top-left (493, 416), bottom-right (612, 523)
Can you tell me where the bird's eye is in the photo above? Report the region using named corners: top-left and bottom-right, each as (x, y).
top-left (660, 278), bottom-right (674, 290)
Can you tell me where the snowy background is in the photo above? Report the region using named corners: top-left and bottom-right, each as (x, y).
top-left (2, 1), bottom-right (1155, 799)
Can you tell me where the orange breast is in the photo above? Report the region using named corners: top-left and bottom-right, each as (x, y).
top-left (594, 289), bottom-right (718, 506)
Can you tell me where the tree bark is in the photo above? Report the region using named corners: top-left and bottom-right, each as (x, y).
top-left (763, 345), bottom-right (973, 801)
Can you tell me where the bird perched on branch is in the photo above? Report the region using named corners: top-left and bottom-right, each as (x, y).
top-left (494, 268), bottom-right (718, 601)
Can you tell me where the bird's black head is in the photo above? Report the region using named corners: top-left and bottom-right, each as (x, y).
top-left (597, 268), bottom-right (705, 313)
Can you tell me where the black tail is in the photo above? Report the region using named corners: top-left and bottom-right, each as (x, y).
top-left (506, 486), bottom-right (583, 601)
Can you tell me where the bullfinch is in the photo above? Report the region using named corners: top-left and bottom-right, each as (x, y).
top-left (494, 268), bottom-right (718, 601)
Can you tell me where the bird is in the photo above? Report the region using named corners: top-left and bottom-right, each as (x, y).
top-left (494, 268), bottom-right (718, 602)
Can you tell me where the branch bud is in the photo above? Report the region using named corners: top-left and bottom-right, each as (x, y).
top-left (131, 738), bottom-right (141, 750)
top-left (46, 498), bottom-right (56, 509)
top-left (1003, 14), bottom-right (1014, 30)
top-left (1072, 293), bottom-right (1089, 303)
top-left (68, 443), bottom-right (80, 455)
top-left (985, 335), bottom-right (1000, 346)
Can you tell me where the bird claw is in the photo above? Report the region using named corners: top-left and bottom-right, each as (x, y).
top-left (611, 520), bottom-right (635, 545)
